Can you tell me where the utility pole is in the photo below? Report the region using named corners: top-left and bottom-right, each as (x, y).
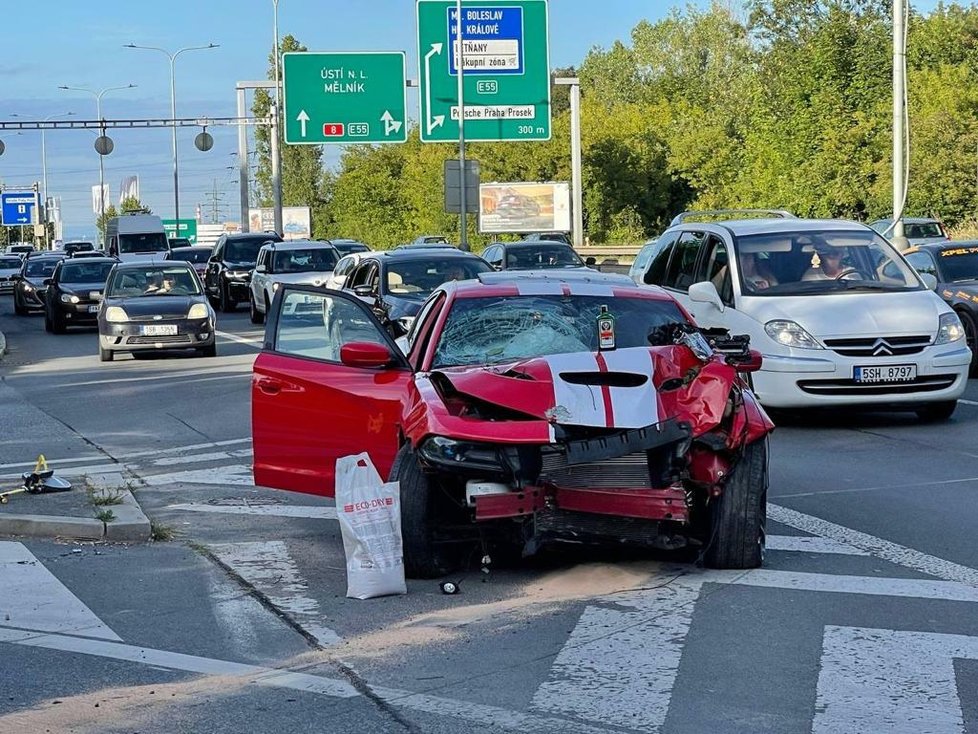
top-left (891, 0), bottom-right (909, 250)
top-left (555, 78), bottom-right (583, 248)
top-left (455, 0), bottom-right (468, 251)
top-left (203, 178), bottom-right (227, 224)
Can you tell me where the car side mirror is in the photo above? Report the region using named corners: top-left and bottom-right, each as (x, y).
top-left (340, 342), bottom-right (393, 369)
top-left (42, 278), bottom-right (53, 286)
top-left (688, 281), bottom-right (726, 313)
top-left (919, 272), bottom-right (938, 291)
top-left (353, 285), bottom-right (375, 298)
top-left (255, 263), bottom-right (267, 274)
top-left (585, 256), bottom-right (596, 266)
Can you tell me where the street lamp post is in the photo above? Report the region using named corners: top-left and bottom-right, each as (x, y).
top-left (124, 43), bottom-right (219, 224)
top-left (41, 111), bottom-right (75, 247)
top-left (271, 0), bottom-right (284, 236)
top-left (58, 84), bottom-right (136, 229)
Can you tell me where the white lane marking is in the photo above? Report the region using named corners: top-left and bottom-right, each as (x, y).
top-left (766, 535), bottom-right (869, 556)
top-left (813, 625), bottom-right (978, 734)
top-left (54, 371), bottom-right (252, 390)
top-left (0, 437), bottom-right (252, 471)
top-left (532, 578), bottom-right (698, 731)
top-left (209, 541), bottom-right (340, 647)
top-left (0, 542), bottom-right (121, 641)
top-left (151, 448), bottom-right (252, 467)
top-left (217, 329), bottom-right (263, 349)
top-left (769, 503), bottom-right (978, 586)
top-left (776, 475), bottom-right (978, 499)
top-left (0, 628), bottom-right (614, 734)
top-left (168, 503), bottom-right (336, 520)
top-left (143, 464), bottom-right (254, 486)
top-left (958, 398), bottom-right (978, 406)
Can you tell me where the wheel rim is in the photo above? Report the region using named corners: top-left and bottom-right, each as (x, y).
top-left (963, 313), bottom-right (977, 358)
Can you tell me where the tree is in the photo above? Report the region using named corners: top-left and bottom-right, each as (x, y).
top-left (253, 35), bottom-right (330, 237)
top-left (96, 205), bottom-right (118, 241)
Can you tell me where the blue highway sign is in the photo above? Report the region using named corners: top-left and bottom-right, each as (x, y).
top-left (1, 191), bottom-right (38, 226)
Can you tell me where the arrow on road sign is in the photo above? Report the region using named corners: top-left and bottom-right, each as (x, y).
top-left (15, 217), bottom-right (27, 224)
top-left (424, 43), bottom-right (446, 136)
top-left (381, 111), bottom-right (403, 137)
top-left (296, 110), bottom-right (310, 138)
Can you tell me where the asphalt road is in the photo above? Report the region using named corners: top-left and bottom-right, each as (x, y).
top-left (3, 296), bottom-right (978, 733)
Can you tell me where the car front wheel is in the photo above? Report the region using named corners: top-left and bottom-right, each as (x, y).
top-left (390, 444), bottom-right (459, 579)
top-left (98, 346), bottom-right (114, 363)
top-left (249, 293), bottom-right (264, 324)
top-left (957, 309), bottom-right (978, 376)
top-left (14, 293), bottom-right (27, 316)
top-left (704, 439), bottom-right (768, 570)
top-left (197, 343), bottom-right (217, 358)
top-left (218, 280), bottom-right (236, 313)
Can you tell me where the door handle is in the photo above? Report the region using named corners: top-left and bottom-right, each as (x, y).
top-left (256, 377), bottom-right (282, 395)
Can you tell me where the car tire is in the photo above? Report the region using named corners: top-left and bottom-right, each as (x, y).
top-left (249, 294), bottom-right (264, 325)
top-left (197, 343), bottom-right (217, 358)
top-left (14, 294), bottom-right (28, 316)
top-left (219, 280), bottom-right (236, 313)
top-left (915, 400), bottom-right (957, 423)
top-left (51, 312), bottom-right (66, 334)
top-left (704, 439), bottom-right (767, 570)
top-left (99, 346), bottom-right (114, 363)
top-left (957, 309), bottom-right (978, 376)
top-left (44, 312), bottom-right (53, 332)
top-left (389, 444), bottom-right (458, 579)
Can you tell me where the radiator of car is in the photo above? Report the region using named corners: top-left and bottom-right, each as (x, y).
top-left (822, 335), bottom-right (931, 357)
top-left (797, 374), bottom-right (957, 396)
top-left (126, 335), bottom-right (194, 345)
top-left (539, 451), bottom-right (653, 489)
top-left (536, 508), bottom-right (683, 548)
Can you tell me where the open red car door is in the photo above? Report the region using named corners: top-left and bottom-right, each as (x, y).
top-left (252, 286), bottom-right (412, 497)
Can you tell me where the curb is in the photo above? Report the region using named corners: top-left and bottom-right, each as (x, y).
top-left (0, 476), bottom-right (152, 543)
top-left (0, 329), bottom-right (6, 361)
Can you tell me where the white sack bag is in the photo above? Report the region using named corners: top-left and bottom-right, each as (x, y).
top-left (335, 452), bottom-right (407, 599)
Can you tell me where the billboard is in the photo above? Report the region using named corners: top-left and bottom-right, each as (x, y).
top-left (248, 207), bottom-right (312, 240)
top-left (479, 182), bottom-right (571, 234)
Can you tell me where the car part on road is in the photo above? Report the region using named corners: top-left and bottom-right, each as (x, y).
top-left (0, 456), bottom-right (73, 505)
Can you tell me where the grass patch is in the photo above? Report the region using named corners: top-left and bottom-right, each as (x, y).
top-left (95, 508), bottom-right (116, 523)
top-left (89, 491), bottom-right (125, 506)
top-left (151, 521), bottom-right (175, 542)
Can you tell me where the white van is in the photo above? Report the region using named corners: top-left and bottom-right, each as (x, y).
top-left (105, 214), bottom-right (169, 262)
top-left (639, 213), bottom-right (971, 421)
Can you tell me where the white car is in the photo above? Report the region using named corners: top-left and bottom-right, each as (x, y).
top-left (0, 254), bottom-right (22, 293)
top-left (324, 251), bottom-right (369, 290)
top-left (249, 240), bottom-right (340, 324)
top-left (639, 212), bottom-right (971, 420)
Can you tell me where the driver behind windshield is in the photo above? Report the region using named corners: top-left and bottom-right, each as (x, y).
top-left (803, 245), bottom-right (847, 281)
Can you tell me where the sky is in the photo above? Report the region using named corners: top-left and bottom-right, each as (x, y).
top-left (0, 0), bottom-right (947, 240)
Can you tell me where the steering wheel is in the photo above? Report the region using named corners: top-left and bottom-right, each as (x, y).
top-left (834, 268), bottom-right (863, 281)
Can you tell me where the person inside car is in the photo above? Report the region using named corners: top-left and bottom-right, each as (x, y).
top-left (737, 253), bottom-right (779, 291)
top-left (145, 274), bottom-right (176, 294)
top-left (802, 245), bottom-right (848, 281)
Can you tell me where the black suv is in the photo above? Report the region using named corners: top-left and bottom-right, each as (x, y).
top-left (43, 257), bottom-right (116, 333)
top-left (13, 253), bottom-right (64, 315)
top-left (342, 248), bottom-right (492, 329)
top-left (481, 241), bottom-right (592, 271)
top-left (204, 232), bottom-right (282, 312)
top-left (63, 241), bottom-right (96, 256)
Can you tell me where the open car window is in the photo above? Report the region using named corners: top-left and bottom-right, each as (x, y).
top-left (432, 295), bottom-right (689, 368)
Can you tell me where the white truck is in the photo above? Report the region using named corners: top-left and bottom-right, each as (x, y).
top-left (105, 214), bottom-right (170, 262)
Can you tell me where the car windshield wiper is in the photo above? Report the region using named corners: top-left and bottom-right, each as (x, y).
top-left (837, 280), bottom-right (909, 291)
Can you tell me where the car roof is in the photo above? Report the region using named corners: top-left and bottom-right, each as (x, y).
top-left (111, 259), bottom-right (194, 270)
top-left (227, 232), bottom-right (282, 241)
top-left (170, 245), bottom-right (211, 252)
top-left (872, 217), bottom-right (941, 225)
top-left (474, 270), bottom-right (634, 287)
top-left (61, 257), bottom-right (117, 265)
top-left (908, 241), bottom-right (978, 253)
top-left (670, 217), bottom-right (876, 238)
top-left (503, 240), bottom-right (575, 248)
top-left (259, 240), bottom-right (337, 251)
top-left (377, 248), bottom-right (477, 260)
top-left (25, 252), bottom-right (64, 260)
top-left (444, 271), bottom-right (670, 301)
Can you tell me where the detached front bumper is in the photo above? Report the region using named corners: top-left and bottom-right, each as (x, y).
top-left (99, 318), bottom-right (215, 352)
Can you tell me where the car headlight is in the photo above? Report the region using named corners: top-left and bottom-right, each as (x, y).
top-left (763, 320), bottom-right (823, 350)
top-left (104, 306), bottom-right (129, 323)
top-left (187, 303), bottom-right (209, 319)
top-left (936, 312), bottom-right (966, 345)
top-left (61, 294), bottom-right (80, 304)
top-left (23, 283), bottom-right (34, 292)
top-left (272, 282), bottom-right (281, 292)
top-left (419, 437), bottom-right (504, 470)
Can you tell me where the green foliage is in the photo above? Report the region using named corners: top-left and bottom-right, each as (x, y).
top-left (269, 3), bottom-right (978, 244)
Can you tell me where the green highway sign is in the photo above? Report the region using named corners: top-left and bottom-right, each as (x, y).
top-left (282, 52), bottom-right (408, 145)
top-left (417, 0), bottom-right (551, 143)
top-left (163, 218), bottom-right (198, 244)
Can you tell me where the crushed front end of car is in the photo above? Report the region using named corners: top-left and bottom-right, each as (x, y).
top-left (402, 325), bottom-right (774, 574)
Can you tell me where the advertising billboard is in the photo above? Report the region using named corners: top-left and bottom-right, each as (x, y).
top-left (479, 182), bottom-right (571, 234)
top-left (248, 207), bottom-right (312, 240)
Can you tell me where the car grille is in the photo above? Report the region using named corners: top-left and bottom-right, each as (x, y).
top-left (536, 509), bottom-right (670, 545)
top-left (822, 335), bottom-right (932, 357)
top-left (126, 335), bottom-right (194, 345)
top-left (540, 451), bottom-right (652, 489)
top-left (797, 374), bottom-right (957, 396)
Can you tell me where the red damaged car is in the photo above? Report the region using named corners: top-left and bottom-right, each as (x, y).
top-left (252, 271), bottom-right (774, 578)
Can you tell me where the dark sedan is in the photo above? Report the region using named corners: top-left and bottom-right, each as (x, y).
top-left (481, 241), bottom-right (592, 271)
top-left (13, 254), bottom-right (64, 315)
top-left (166, 246), bottom-right (212, 280)
top-left (342, 248), bottom-right (492, 332)
top-left (906, 242), bottom-right (978, 372)
top-left (97, 262), bottom-right (217, 362)
top-left (43, 257), bottom-right (116, 333)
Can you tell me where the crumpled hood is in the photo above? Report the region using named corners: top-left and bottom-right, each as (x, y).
top-left (434, 347), bottom-right (662, 429)
top-left (740, 290), bottom-right (949, 340)
top-left (272, 271), bottom-right (333, 287)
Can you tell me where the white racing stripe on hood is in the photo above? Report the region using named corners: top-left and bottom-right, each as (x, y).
top-left (600, 347), bottom-right (660, 428)
top-left (547, 352), bottom-right (607, 427)
top-left (544, 348), bottom-right (659, 429)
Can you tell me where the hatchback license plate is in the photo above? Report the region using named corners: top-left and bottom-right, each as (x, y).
top-left (87, 305), bottom-right (99, 313)
top-left (853, 364), bottom-right (917, 383)
top-left (141, 324), bottom-right (177, 336)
